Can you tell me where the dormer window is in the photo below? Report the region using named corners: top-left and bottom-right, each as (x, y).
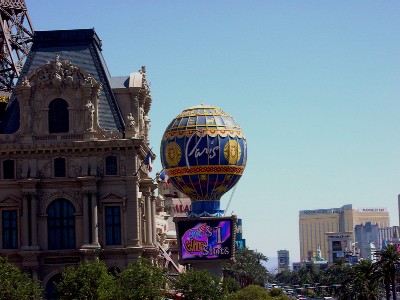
top-left (49, 98), bottom-right (69, 133)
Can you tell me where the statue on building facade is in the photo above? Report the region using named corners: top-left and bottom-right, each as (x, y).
top-left (85, 100), bottom-right (95, 131)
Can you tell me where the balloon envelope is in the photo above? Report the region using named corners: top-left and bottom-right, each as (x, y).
top-left (160, 104), bottom-right (247, 203)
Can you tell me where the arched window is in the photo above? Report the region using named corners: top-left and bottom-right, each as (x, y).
top-left (46, 273), bottom-right (62, 300)
top-left (48, 98), bottom-right (69, 133)
top-left (47, 199), bottom-right (75, 250)
top-left (105, 155), bottom-right (118, 175)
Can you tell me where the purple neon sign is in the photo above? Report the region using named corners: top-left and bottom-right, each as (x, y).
top-left (176, 217), bottom-right (235, 261)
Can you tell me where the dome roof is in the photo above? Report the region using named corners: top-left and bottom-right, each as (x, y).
top-left (163, 103), bottom-right (243, 137)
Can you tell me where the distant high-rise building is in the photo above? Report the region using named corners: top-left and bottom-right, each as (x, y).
top-left (379, 226), bottom-right (400, 247)
top-left (299, 204), bottom-right (389, 261)
top-left (355, 222), bottom-right (380, 261)
top-left (398, 194), bottom-right (400, 226)
top-left (325, 231), bottom-right (354, 263)
top-left (235, 218), bottom-right (246, 250)
top-left (277, 250), bottom-right (290, 272)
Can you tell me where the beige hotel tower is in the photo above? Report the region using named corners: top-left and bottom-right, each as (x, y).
top-left (299, 204), bottom-right (389, 261)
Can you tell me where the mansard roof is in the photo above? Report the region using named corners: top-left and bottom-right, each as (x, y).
top-left (0, 29), bottom-right (125, 134)
top-left (110, 76), bottom-right (130, 89)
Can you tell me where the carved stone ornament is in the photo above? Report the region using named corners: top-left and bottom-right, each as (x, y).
top-left (38, 191), bottom-right (82, 215)
top-left (94, 130), bottom-right (122, 140)
top-left (69, 158), bottom-right (83, 177)
top-left (127, 113), bottom-right (135, 128)
top-left (119, 157), bottom-right (126, 176)
top-left (26, 55), bottom-right (101, 90)
top-left (139, 66), bottom-right (150, 95)
top-left (21, 76), bottom-right (31, 87)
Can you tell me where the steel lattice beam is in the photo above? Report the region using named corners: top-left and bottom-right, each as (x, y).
top-left (0, 0), bottom-right (33, 92)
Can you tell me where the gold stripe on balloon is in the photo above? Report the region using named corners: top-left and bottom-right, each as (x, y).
top-left (163, 129), bottom-right (245, 141)
top-left (166, 165), bottom-right (245, 177)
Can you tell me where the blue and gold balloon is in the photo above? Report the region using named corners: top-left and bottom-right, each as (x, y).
top-left (160, 104), bottom-right (247, 216)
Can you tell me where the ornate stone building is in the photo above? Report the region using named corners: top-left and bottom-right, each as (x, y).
top-left (0, 29), bottom-right (159, 295)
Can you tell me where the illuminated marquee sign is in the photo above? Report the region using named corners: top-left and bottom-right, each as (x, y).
top-left (300, 208), bottom-right (341, 215)
top-left (43, 257), bottom-right (80, 265)
top-left (174, 216), bottom-right (236, 263)
top-left (357, 207), bottom-right (388, 213)
top-left (175, 204), bottom-right (192, 214)
top-left (327, 234), bottom-right (351, 239)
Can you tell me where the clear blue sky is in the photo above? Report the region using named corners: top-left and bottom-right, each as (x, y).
top-left (29, 0), bottom-right (400, 262)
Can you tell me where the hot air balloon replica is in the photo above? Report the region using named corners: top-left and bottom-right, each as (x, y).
top-left (160, 104), bottom-right (247, 267)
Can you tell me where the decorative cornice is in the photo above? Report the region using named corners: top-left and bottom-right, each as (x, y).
top-left (0, 138), bottom-right (142, 155)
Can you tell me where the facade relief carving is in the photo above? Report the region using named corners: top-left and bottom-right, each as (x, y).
top-left (16, 56), bottom-right (102, 136)
top-left (95, 130), bottom-right (122, 140)
top-left (0, 133), bottom-right (22, 144)
top-left (119, 157), bottom-right (126, 176)
top-left (38, 191), bottom-right (82, 215)
top-left (37, 159), bottom-right (52, 178)
top-left (97, 160), bottom-right (104, 177)
top-left (69, 158), bottom-right (82, 177)
top-left (27, 56), bottom-right (89, 90)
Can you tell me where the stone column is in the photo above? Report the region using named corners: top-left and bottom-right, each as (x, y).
top-left (21, 194), bottom-right (29, 248)
top-left (144, 192), bottom-right (152, 245)
top-left (0, 213), bottom-right (2, 247)
top-left (151, 194), bottom-right (157, 246)
top-left (91, 192), bottom-right (100, 247)
top-left (38, 215), bottom-right (47, 249)
top-left (31, 194), bottom-right (39, 249)
top-left (140, 199), bottom-right (145, 243)
top-left (31, 268), bottom-right (39, 279)
top-left (134, 97), bottom-right (139, 133)
top-left (43, 108), bottom-right (49, 132)
top-left (68, 107), bottom-right (74, 133)
top-left (125, 176), bottom-right (141, 247)
top-left (82, 193), bottom-right (90, 245)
